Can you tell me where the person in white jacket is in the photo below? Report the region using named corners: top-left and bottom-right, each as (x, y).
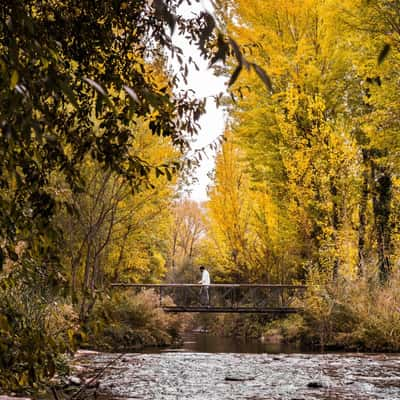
top-left (198, 265), bottom-right (210, 305)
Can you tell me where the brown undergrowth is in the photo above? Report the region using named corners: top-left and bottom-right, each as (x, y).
top-left (84, 289), bottom-right (192, 351)
top-left (263, 272), bottom-right (400, 352)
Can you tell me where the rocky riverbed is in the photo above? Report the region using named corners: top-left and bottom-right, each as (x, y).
top-left (71, 347), bottom-right (400, 399)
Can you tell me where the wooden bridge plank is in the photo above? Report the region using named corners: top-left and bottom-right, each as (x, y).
top-left (162, 306), bottom-right (302, 314)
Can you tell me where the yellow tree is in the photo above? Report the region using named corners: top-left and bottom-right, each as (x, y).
top-left (205, 134), bottom-right (252, 282)
top-left (57, 119), bottom-right (179, 318)
top-left (166, 199), bottom-right (205, 282)
top-left (215, 0), bottom-right (363, 280)
top-left (333, 0), bottom-right (400, 280)
top-left (204, 132), bottom-right (302, 283)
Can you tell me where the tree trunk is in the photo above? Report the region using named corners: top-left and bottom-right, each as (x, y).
top-left (371, 161), bottom-right (392, 283)
top-left (330, 176), bottom-right (340, 280)
top-left (80, 239), bottom-right (93, 321)
top-left (71, 256), bottom-right (80, 304)
top-left (357, 149), bottom-right (369, 278)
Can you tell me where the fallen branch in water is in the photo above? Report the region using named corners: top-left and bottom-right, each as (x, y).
top-left (51, 387), bottom-right (61, 400)
top-left (69, 353), bottom-right (126, 400)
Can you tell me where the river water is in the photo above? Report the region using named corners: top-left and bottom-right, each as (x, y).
top-left (73, 333), bottom-right (400, 399)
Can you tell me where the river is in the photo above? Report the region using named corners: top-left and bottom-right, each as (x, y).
top-left (73, 333), bottom-right (400, 399)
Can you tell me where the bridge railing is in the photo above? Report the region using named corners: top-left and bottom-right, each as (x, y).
top-left (110, 283), bottom-right (307, 312)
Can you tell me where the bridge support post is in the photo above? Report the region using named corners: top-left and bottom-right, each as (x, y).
top-left (159, 286), bottom-right (163, 307)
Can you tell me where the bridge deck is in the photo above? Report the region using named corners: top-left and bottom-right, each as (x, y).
top-left (111, 283), bottom-right (306, 288)
top-left (111, 283), bottom-right (306, 314)
top-left (162, 306), bottom-right (302, 314)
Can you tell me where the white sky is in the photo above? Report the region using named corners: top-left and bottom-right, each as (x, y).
top-left (170, 1), bottom-right (227, 202)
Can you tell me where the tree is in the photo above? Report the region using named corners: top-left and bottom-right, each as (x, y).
top-left (220, 0), bottom-right (361, 279)
top-left (55, 120), bottom-right (178, 318)
top-left (167, 198), bottom-right (205, 282)
top-left (0, 0), bottom-right (214, 271)
top-left (207, 0), bottom-right (400, 285)
top-left (204, 131), bottom-right (303, 283)
top-left (339, 0), bottom-right (400, 281)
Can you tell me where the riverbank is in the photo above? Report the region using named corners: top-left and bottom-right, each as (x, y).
top-left (192, 308), bottom-right (400, 353)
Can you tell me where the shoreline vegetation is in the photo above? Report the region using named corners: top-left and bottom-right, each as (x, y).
top-left (83, 290), bottom-right (190, 352)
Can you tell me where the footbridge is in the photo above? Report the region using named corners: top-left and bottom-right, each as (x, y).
top-left (111, 284), bottom-right (307, 314)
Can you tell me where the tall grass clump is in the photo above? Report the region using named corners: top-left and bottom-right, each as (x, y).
top-left (299, 267), bottom-right (400, 351)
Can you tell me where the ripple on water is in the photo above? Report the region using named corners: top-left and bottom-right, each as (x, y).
top-left (78, 352), bottom-right (400, 400)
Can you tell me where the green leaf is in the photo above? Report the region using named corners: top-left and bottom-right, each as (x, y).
top-left (155, 167), bottom-right (164, 178)
top-left (83, 77), bottom-right (107, 96)
top-left (228, 64), bottom-right (242, 87)
top-left (0, 59), bottom-right (6, 75)
top-left (153, 0), bottom-right (176, 34)
top-left (123, 85), bottom-right (140, 103)
top-left (378, 44), bottom-right (390, 65)
top-left (0, 315), bottom-right (9, 331)
top-left (58, 79), bottom-right (79, 109)
top-left (210, 33), bottom-right (229, 65)
top-left (252, 63), bottom-right (273, 92)
top-left (165, 168), bottom-right (172, 181)
top-left (10, 70), bottom-right (19, 89)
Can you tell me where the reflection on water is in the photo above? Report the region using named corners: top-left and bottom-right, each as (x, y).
top-left (181, 332), bottom-right (301, 354)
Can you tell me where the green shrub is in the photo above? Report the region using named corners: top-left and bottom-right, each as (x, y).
top-left (85, 289), bottom-right (188, 350)
top-left (0, 274), bottom-right (78, 392)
